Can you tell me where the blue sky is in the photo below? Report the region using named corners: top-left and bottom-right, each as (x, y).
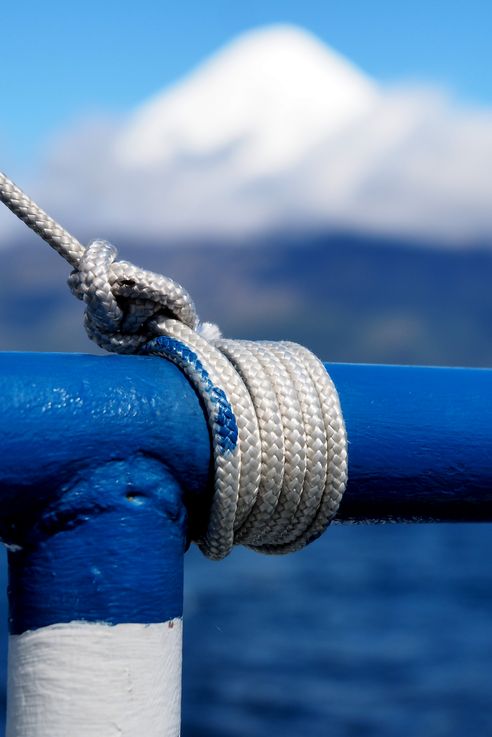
top-left (2, 0), bottom-right (491, 170)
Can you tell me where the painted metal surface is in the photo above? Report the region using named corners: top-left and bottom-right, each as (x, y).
top-left (1, 352), bottom-right (492, 735)
top-left (0, 352), bottom-right (211, 563)
top-left (330, 363), bottom-right (492, 522)
top-left (8, 456), bottom-right (186, 633)
top-left (7, 620), bottom-right (183, 737)
top-left (0, 353), bottom-right (207, 737)
top-left (0, 353), bottom-right (491, 530)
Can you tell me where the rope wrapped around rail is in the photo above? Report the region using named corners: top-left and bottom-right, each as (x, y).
top-left (0, 171), bottom-right (348, 559)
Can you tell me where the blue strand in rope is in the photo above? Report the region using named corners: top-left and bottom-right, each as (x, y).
top-left (143, 336), bottom-right (238, 455)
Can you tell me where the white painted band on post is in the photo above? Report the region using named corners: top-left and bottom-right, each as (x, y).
top-left (6, 619), bottom-right (182, 737)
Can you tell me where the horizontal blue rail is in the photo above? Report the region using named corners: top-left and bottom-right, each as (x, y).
top-left (0, 353), bottom-right (490, 523)
top-left (1, 351), bottom-right (490, 735)
top-left (330, 363), bottom-right (492, 522)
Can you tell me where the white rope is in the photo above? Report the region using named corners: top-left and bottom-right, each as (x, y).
top-left (0, 171), bottom-right (348, 559)
top-left (0, 173), bottom-right (199, 351)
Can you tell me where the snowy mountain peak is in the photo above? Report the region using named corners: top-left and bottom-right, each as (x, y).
top-left (10, 24), bottom-right (490, 245)
top-left (115, 25), bottom-right (378, 177)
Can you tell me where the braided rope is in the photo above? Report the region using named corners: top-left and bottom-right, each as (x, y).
top-left (0, 172), bottom-right (84, 267)
top-left (0, 173), bottom-right (199, 351)
top-left (0, 171), bottom-right (348, 559)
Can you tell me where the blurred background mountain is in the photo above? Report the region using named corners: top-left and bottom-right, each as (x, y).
top-left (2, 24), bottom-right (492, 367)
top-left (2, 231), bottom-right (492, 367)
top-left (1, 5), bottom-right (492, 737)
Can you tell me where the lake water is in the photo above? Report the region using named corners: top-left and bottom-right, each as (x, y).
top-left (182, 524), bottom-right (492, 737)
top-left (0, 523), bottom-right (491, 736)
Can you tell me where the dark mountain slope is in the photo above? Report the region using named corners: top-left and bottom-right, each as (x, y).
top-left (0, 231), bottom-right (490, 366)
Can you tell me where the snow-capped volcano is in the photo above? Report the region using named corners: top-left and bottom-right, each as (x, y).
top-left (3, 24), bottom-right (492, 244)
top-left (115, 26), bottom-right (378, 179)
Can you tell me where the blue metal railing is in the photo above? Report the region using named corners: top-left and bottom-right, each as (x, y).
top-left (329, 362), bottom-right (492, 522)
top-left (2, 354), bottom-right (491, 524)
top-left (0, 352), bottom-right (491, 736)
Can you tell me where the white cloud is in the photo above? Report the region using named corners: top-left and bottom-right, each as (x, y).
top-left (2, 25), bottom-right (492, 246)
top-left (293, 88), bottom-right (492, 242)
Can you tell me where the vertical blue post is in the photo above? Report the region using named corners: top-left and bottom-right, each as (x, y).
top-left (7, 459), bottom-right (186, 737)
top-left (0, 353), bottom-right (211, 737)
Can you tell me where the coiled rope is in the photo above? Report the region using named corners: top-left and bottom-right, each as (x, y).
top-left (0, 171), bottom-right (348, 559)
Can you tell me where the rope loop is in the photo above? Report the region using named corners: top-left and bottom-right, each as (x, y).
top-left (0, 171), bottom-right (348, 559)
top-left (68, 238), bottom-right (199, 353)
top-left (144, 320), bottom-right (348, 560)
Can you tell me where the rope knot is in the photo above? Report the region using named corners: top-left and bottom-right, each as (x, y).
top-left (68, 239), bottom-right (200, 353)
top-left (0, 171), bottom-right (348, 561)
top-left (145, 321), bottom-right (348, 560)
